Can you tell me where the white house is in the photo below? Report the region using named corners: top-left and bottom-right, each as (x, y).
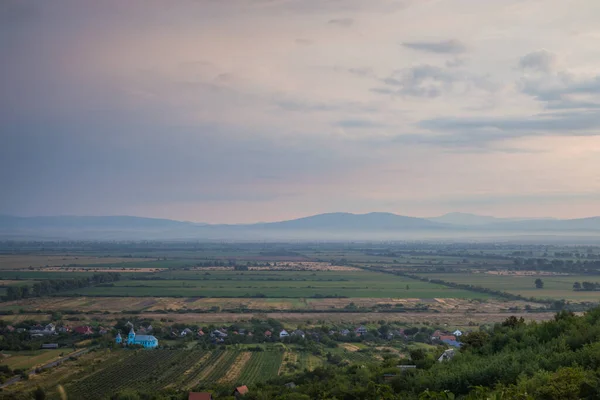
top-left (438, 349), bottom-right (455, 362)
top-left (452, 330), bottom-right (463, 337)
top-left (279, 329), bottom-right (289, 338)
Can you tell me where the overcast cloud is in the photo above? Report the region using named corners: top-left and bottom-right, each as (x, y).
top-left (2, 0), bottom-right (600, 222)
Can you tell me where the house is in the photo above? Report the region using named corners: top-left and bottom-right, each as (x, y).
top-left (188, 393), bottom-right (213, 400)
top-left (431, 330), bottom-right (443, 340)
top-left (118, 327), bottom-right (159, 348)
top-left (212, 330), bottom-right (227, 338)
top-left (453, 329), bottom-right (463, 337)
top-left (291, 329), bottom-right (305, 338)
top-left (74, 326), bottom-right (93, 335)
top-left (279, 329), bottom-right (289, 338)
top-left (233, 385), bottom-right (249, 398)
top-left (439, 335), bottom-right (456, 342)
top-left (41, 343), bottom-right (59, 349)
top-left (340, 329), bottom-right (350, 336)
top-left (58, 326), bottom-right (71, 333)
top-left (30, 323), bottom-right (57, 336)
top-left (181, 328), bottom-right (194, 337)
top-left (442, 339), bottom-right (462, 348)
top-left (355, 326), bottom-right (368, 335)
top-left (438, 349), bottom-right (455, 362)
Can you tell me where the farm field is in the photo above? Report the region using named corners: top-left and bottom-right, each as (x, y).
top-left (419, 273), bottom-right (600, 301)
top-left (5, 348), bottom-right (327, 398)
top-left (0, 255), bottom-right (152, 270)
top-left (1, 349), bottom-right (68, 370)
top-left (57, 270), bottom-right (492, 299)
top-left (0, 296), bottom-right (539, 314)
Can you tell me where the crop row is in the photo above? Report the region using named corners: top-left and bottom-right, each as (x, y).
top-left (66, 350), bottom-right (197, 399)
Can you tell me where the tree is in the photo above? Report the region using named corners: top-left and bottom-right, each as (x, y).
top-left (535, 278), bottom-right (544, 289)
top-left (33, 387), bottom-right (46, 400)
top-left (573, 282), bottom-right (581, 291)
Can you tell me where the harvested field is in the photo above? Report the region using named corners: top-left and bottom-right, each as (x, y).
top-left (0, 296), bottom-right (543, 314)
top-left (0, 296), bottom-right (542, 313)
top-left (342, 344), bottom-right (361, 352)
top-left (218, 352), bottom-right (252, 383)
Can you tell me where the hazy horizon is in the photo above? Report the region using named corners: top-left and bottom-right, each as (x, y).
top-left (2, 1), bottom-right (600, 224)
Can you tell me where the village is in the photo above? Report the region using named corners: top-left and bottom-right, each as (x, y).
top-left (1, 318), bottom-right (467, 351)
top-left (1, 316), bottom-right (470, 398)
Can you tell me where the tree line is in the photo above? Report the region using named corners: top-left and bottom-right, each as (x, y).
top-left (3, 272), bottom-right (121, 301)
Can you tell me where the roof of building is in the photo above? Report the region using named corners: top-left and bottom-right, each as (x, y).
top-left (439, 335), bottom-right (456, 341)
top-left (442, 339), bottom-right (462, 347)
top-left (188, 393), bottom-right (212, 400)
top-left (235, 385), bottom-right (249, 395)
top-left (134, 334), bottom-right (157, 341)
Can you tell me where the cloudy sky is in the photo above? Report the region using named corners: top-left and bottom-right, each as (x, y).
top-left (2, 0), bottom-right (600, 223)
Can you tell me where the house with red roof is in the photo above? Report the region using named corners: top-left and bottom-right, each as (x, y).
top-left (188, 393), bottom-right (213, 400)
top-left (73, 326), bottom-right (93, 335)
top-left (233, 385), bottom-right (249, 398)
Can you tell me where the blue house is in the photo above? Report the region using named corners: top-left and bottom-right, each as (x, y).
top-left (116, 327), bottom-right (158, 348)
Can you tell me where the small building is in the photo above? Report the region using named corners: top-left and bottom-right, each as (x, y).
top-left (340, 329), bottom-right (350, 336)
top-left (431, 330), bottom-right (443, 340)
top-left (41, 343), bottom-right (59, 349)
top-left (355, 326), bottom-right (368, 335)
top-left (197, 329), bottom-right (205, 337)
top-left (285, 382), bottom-right (296, 389)
top-left (291, 329), bottom-right (305, 338)
top-left (453, 329), bottom-right (463, 337)
top-left (116, 333), bottom-right (123, 344)
top-left (264, 330), bottom-right (272, 337)
top-left (439, 335), bottom-right (456, 342)
top-left (233, 385), bottom-right (249, 398)
top-left (442, 339), bottom-right (462, 348)
top-left (383, 373), bottom-right (397, 382)
top-left (74, 326), bottom-right (93, 335)
top-left (279, 329), bottom-right (289, 338)
top-left (438, 349), bottom-right (455, 362)
top-left (181, 328), bottom-right (194, 337)
top-left (188, 392), bottom-right (213, 400)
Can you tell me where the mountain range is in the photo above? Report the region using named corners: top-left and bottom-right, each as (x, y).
top-left (1, 212), bottom-right (599, 241)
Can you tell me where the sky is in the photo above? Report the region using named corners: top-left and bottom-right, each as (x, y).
top-left (2, 0), bottom-right (600, 223)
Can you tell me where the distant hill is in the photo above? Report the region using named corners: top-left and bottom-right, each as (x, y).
top-left (0, 212), bottom-right (599, 241)
top-left (251, 212), bottom-right (445, 230)
top-left (428, 212), bottom-right (508, 226)
top-left (0, 215), bottom-right (197, 230)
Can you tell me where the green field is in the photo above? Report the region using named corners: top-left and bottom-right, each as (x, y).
top-left (420, 273), bottom-right (600, 301)
top-left (1, 349), bottom-right (64, 370)
top-left (60, 270), bottom-right (492, 299)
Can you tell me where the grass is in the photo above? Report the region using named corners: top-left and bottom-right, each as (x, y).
top-left (1, 349), bottom-right (64, 370)
top-left (420, 273), bottom-right (600, 301)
